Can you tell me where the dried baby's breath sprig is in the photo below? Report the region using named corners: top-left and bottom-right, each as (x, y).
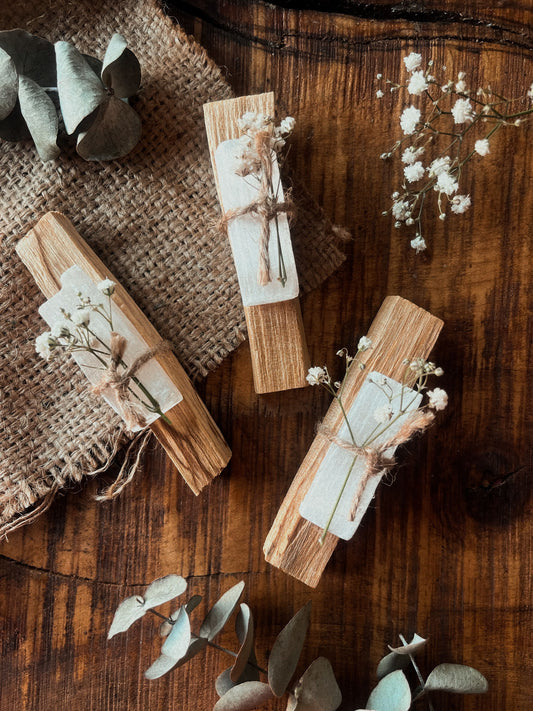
top-left (107, 575), bottom-right (342, 711)
top-left (307, 341), bottom-right (447, 543)
top-left (377, 52), bottom-right (533, 250)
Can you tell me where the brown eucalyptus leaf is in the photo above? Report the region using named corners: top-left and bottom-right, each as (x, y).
top-left (101, 33), bottom-right (141, 98)
top-left (144, 574), bottom-right (187, 607)
top-left (186, 594), bottom-right (203, 614)
top-left (376, 652), bottom-right (410, 681)
top-left (0, 48), bottom-right (17, 120)
top-left (231, 604), bottom-right (255, 682)
top-left (76, 95), bottom-right (141, 160)
top-left (389, 633), bottom-right (427, 656)
top-left (107, 595), bottom-right (145, 639)
top-left (0, 30), bottom-right (56, 86)
top-left (213, 681), bottom-right (275, 711)
top-left (366, 670), bottom-right (411, 711)
top-left (268, 602), bottom-right (311, 697)
top-left (216, 668), bottom-right (236, 698)
top-left (172, 636), bottom-right (208, 669)
top-left (286, 657), bottom-right (341, 711)
top-left (55, 40), bottom-right (105, 134)
top-left (199, 581), bottom-right (245, 641)
top-left (161, 607), bottom-right (191, 661)
top-left (144, 653), bottom-right (178, 680)
top-left (17, 75), bottom-right (59, 161)
top-left (424, 664), bottom-right (488, 694)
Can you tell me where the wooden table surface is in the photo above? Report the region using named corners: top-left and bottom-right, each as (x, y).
top-left (1, 2), bottom-right (531, 709)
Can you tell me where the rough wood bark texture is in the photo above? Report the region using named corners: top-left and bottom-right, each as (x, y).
top-left (16, 212), bottom-right (231, 494)
top-left (204, 92), bottom-right (310, 393)
top-left (1, 2), bottom-right (532, 711)
top-left (264, 296), bottom-right (443, 587)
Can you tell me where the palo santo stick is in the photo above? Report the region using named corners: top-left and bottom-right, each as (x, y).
top-left (263, 296), bottom-right (443, 587)
top-left (16, 211), bottom-right (231, 495)
top-left (203, 91), bottom-right (310, 393)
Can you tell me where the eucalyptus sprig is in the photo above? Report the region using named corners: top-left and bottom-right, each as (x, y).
top-left (108, 575), bottom-right (342, 711)
top-left (0, 29), bottom-right (141, 161)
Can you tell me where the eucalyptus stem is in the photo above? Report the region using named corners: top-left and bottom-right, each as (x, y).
top-left (399, 634), bottom-right (435, 711)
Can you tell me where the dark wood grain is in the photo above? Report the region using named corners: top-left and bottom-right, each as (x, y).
top-left (1, 2), bottom-right (532, 710)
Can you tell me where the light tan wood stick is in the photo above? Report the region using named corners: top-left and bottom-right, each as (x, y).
top-left (263, 296), bottom-right (443, 587)
top-left (203, 92), bottom-right (310, 393)
top-left (16, 211), bottom-right (231, 495)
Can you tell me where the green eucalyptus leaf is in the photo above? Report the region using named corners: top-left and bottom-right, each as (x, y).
top-left (76, 95), bottom-right (141, 160)
top-left (216, 668), bottom-right (237, 698)
top-left (18, 75), bottom-right (59, 161)
top-left (268, 602), bottom-right (311, 697)
top-left (366, 670), bottom-right (411, 711)
top-left (0, 48), bottom-right (18, 120)
top-left (199, 581), bottom-right (245, 641)
top-left (101, 33), bottom-right (141, 98)
top-left (213, 681), bottom-right (275, 711)
top-left (144, 574), bottom-right (187, 607)
top-left (144, 653), bottom-right (178, 680)
top-left (389, 634), bottom-right (427, 656)
top-left (0, 30), bottom-right (56, 86)
top-left (376, 652), bottom-right (410, 681)
top-left (161, 606), bottom-right (191, 661)
top-left (172, 636), bottom-right (208, 669)
top-left (424, 663), bottom-right (488, 694)
top-left (0, 100), bottom-right (30, 141)
top-left (107, 594), bottom-right (146, 639)
top-left (55, 40), bottom-right (105, 134)
top-left (230, 604), bottom-right (256, 682)
top-left (286, 657), bottom-right (342, 711)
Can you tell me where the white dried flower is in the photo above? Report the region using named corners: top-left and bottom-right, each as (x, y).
top-left (35, 332), bottom-right (54, 360)
top-left (434, 367), bottom-right (444, 376)
top-left (451, 194), bottom-right (471, 214)
top-left (474, 138), bottom-right (490, 156)
top-left (404, 161), bottom-right (425, 183)
top-left (400, 105), bottom-right (421, 135)
top-left (451, 97), bottom-right (473, 124)
top-left (391, 199), bottom-right (410, 221)
top-left (407, 70), bottom-right (428, 96)
top-left (427, 387), bottom-right (448, 410)
top-left (374, 404), bottom-right (393, 424)
top-left (72, 309), bottom-right (91, 327)
top-left (403, 52), bottom-right (422, 72)
top-left (279, 116), bottom-right (295, 134)
top-left (428, 156), bottom-right (451, 177)
top-left (401, 146), bottom-right (425, 164)
top-left (455, 79), bottom-right (467, 93)
top-left (376, 89), bottom-right (384, 98)
top-left (306, 366), bottom-right (327, 386)
top-left (528, 83), bottom-right (533, 100)
top-left (97, 278), bottom-right (116, 296)
top-left (51, 322), bottom-right (71, 339)
top-left (410, 234), bottom-right (426, 252)
top-left (435, 171), bottom-right (458, 196)
top-left (358, 336), bottom-right (372, 351)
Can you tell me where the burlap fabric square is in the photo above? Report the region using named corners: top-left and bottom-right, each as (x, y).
top-left (0, 0), bottom-right (345, 537)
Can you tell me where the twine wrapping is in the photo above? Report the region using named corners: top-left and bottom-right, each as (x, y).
top-left (221, 131), bottom-right (294, 286)
top-left (0, 0), bottom-right (345, 538)
top-left (319, 409), bottom-right (435, 521)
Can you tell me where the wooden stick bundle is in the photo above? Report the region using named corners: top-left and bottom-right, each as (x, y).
top-left (16, 211), bottom-right (231, 495)
top-left (264, 296), bottom-right (443, 587)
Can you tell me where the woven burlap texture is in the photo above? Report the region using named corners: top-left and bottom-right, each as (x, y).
top-left (0, 0), bottom-right (345, 536)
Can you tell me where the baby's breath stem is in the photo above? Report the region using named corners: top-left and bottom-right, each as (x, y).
top-left (319, 455), bottom-right (358, 545)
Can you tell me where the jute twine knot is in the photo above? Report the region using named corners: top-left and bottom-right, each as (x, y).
top-left (92, 332), bottom-right (171, 432)
top-left (220, 130), bottom-right (294, 286)
top-left (318, 409), bottom-right (435, 521)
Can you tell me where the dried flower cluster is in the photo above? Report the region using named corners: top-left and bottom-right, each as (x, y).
top-left (377, 52), bottom-right (533, 250)
top-left (0, 29), bottom-right (141, 161)
top-left (232, 112), bottom-right (295, 177)
top-left (307, 340), bottom-right (447, 541)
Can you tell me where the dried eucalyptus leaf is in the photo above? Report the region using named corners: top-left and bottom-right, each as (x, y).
top-left (366, 670), bottom-right (411, 711)
top-left (101, 33), bottom-right (141, 98)
top-left (216, 668), bottom-right (236, 697)
top-left (213, 681), bottom-right (274, 711)
top-left (144, 574), bottom-right (187, 607)
top-left (424, 663), bottom-right (488, 694)
top-left (389, 633), bottom-right (427, 656)
top-left (107, 595), bottom-right (145, 639)
top-left (0, 100), bottom-right (30, 141)
top-left (268, 602), bottom-right (311, 697)
top-left (0, 48), bottom-right (18, 120)
top-left (376, 652), bottom-right (410, 681)
top-left (199, 581), bottom-right (245, 641)
top-left (161, 607), bottom-right (191, 661)
top-left (144, 653), bottom-right (178, 680)
top-left (231, 604), bottom-right (255, 682)
top-left (55, 40), bottom-right (105, 134)
top-left (76, 95), bottom-right (141, 160)
top-left (287, 657), bottom-right (342, 711)
top-left (186, 594), bottom-right (203, 614)
top-left (18, 75), bottom-right (59, 161)
top-left (172, 636), bottom-right (208, 669)
top-left (0, 30), bottom-right (56, 86)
